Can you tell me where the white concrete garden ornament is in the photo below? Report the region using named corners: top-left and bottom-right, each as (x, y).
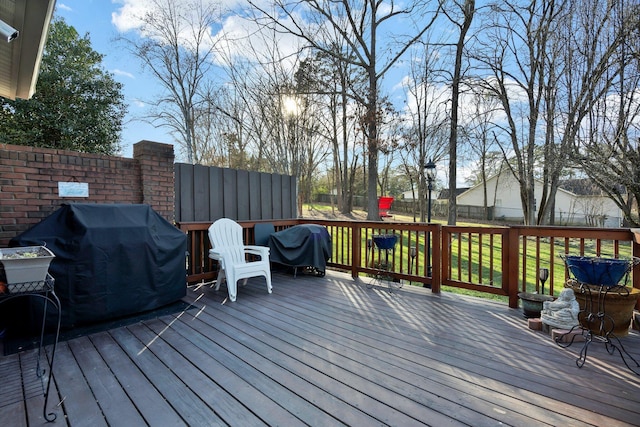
top-left (541, 288), bottom-right (580, 330)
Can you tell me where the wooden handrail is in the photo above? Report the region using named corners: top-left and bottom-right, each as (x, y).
top-left (178, 220), bottom-right (640, 309)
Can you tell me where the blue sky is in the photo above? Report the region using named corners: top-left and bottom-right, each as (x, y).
top-left (56, 1), bottom-right (173, 158)
top-left (53, 1), bottom-right (460, 184)
top-left (54, 1), bottom-right (433, 162)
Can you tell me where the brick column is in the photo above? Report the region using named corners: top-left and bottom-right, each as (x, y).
top-left (133, 141), bottom-right (175, 223)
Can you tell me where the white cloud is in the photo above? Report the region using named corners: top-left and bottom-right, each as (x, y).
top-left (57, 3), bottom-right (73, 12)
top-left (111, 0), bottom-right (244, 33)
top-left (131, 98), bottom-right (147, 108)
top-left (111, 0), bottom-right (153, 32)
top-left (112, 0), bottom-right (305, 74)
top-left (211, 14), bottom-right (304, 69)
top-left (112, 69), bottom-right (135, 79)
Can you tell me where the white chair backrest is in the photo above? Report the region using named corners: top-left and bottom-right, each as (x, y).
top-left (210, 218), bottom-right (246, 264)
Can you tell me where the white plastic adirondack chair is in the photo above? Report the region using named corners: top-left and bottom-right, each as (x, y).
top-left (207, 218), bottom-right (272, 302)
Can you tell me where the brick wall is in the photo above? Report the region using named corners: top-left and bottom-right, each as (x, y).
top-left (0, 140), bottom-right (175, 246)
top-left (134, 141), bottom-right (175, 219)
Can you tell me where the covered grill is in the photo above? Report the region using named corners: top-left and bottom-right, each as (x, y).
top-left (268, 224), bottom-right (332, 275)
top-left (10, 203), bottom-right (187, 328)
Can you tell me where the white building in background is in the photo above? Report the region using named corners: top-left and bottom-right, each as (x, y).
top-left (401, 189), bottom-right (422, 200)
top-left (456, 172), bottom-right (623, 227)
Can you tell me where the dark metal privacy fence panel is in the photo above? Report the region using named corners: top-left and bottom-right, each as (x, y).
top-left (175, 163), bottom-right (297, 222)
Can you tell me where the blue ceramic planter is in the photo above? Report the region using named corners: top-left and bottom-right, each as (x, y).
top-left (372, 234), bottom-right (398, 250)
top-left (563, 255), bottom-right (631, 287)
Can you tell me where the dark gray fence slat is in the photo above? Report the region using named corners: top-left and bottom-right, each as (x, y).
top-left (193, 165), bottom-right (211, 222)
top-left (237, 170), bottom-right (250, 221)
top-left (222, 168), bottom-right (238, 219)
top-left (249, 172), bottom-right (261, 220)
top-left (260, 172), bottom-right (273, 220)
top-left (209, 167), bottom-right (224, 220)
top-left (177, 163), bottom-right (195, 222)
top-left (271, 174), bottom-right (283, 219)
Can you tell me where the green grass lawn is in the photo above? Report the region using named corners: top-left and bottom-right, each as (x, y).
top-left (303, 203), bottom-right (634, 303)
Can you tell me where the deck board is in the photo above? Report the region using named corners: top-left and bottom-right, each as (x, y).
top-left (3, 269), bottom-right (640, 426)
top-left (53, 340), bottom-right (109, 427)
top-left (69, 336), bottom-right (145, 426)
top-left (233, 289), bottom-right (572, 426)
top-left (181, 295), bottom-right (435, 426)
top-left (88, 331), bottom-right (187, 427)
top-left (239, 281), bottom-right (606, 426)
top-left (171, 306), bottom-right (364, 426)
top-left (210, 288), bottom-right (512, 426)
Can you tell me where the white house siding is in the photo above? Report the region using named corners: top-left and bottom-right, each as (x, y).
top-left (458, 173), bottom-right (523, 220)
top-left (558, 195), bottom-right (621, 227)
top-left (457, 172), bottom-right (622, 227)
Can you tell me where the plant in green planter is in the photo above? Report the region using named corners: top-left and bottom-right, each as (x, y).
top-left (518, 267), bottom-right (554, 318)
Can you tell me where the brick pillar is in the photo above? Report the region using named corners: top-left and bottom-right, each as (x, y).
top-left (133, 141), bottom-right (175, 223)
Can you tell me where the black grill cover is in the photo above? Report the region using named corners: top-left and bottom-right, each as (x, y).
top-left (10, 203), bottom-right (187, 328)
top-left (268, 224), bottom-right (332, 273)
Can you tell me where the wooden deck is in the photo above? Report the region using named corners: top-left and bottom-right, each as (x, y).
top-left (2, 269), bottom-right (640, 426)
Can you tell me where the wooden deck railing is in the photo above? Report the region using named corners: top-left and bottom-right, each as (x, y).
top-left (177, 220), bottom-right (640, 309)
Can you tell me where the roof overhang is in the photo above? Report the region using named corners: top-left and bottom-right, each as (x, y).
top-left (0, 0), bottom-right (56, 100)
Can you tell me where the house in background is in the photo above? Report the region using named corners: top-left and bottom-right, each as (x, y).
top-left (401, 187), bottom-right (469, 201)
top-left (457, 172), bottom-right (623, 227)
top-left (401, 189), bottom-right (417, 200)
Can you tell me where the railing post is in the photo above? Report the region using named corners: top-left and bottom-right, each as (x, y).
top-left (431, 224), bottom-right (441, 293)
top-left (441, 226), bottom-right (451, 291)
top-left (352, 222), bottom-right (361, 279)
top-left (507, 227), bottom-right (520, 309)
top-left (633, 232), bottom-right (640, 310)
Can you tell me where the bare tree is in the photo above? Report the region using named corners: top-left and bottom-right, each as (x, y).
top-left (573, 1), bottom-right (640, 226)
top-left (247, 0), bottom-right (442, 220)
top-left (375, 97), bottom-right (403, 197)
top-left (214, 22), bottom-right (332, 213)
top-left (301, 47), bottom-right (367, 215)
top-left (117, 0), bottom-right (221, 164)
top-left (444, 0), bottom-right (475, 225)
top-left (200, 83), bottom-right (252, 169)
top-left (473, 0), bottom-right (561, 225)
top-left (472, 0), bottom-right (634, 226)
top-left (464, 87), bottom-right (501, 221)
top-left (211, 34), bottom-right (270, 170)
top-left (400, 39), bottom-right (449, 221)
top-left (538, 0), bottom-right (633, 225)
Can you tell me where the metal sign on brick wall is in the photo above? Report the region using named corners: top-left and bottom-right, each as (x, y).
top-left (58, 182), bottom-right (89, 198)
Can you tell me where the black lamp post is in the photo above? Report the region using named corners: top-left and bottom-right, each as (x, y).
top-left (424, 159), bottom-right (436, 280)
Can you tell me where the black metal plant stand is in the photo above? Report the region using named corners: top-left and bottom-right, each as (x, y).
top-left (555, 256), bottom-right (640, 375)
top-left (367, 234), bottom-right (401, 292)
top-left (0, 274), bottom-right (61, 421)
top-left (555, 283), bottom-right (640, 375)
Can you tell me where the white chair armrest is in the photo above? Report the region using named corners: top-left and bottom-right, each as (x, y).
top-left (210, 249), bottom-right (232, 268)
top-left (244, 245), bottom-right (270, 258)
top-left (208, 248), bottom-right (221, 260)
